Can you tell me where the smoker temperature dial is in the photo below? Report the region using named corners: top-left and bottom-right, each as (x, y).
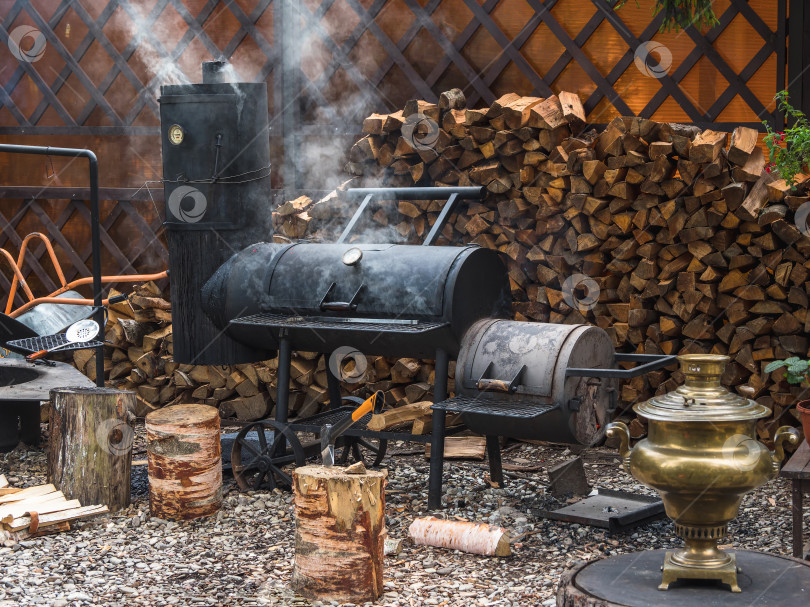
top-left (342, 247), bottom-right (363, 266)
top-left (168, 124), bottom-right (184, 145)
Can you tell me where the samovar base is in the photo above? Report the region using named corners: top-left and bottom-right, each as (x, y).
top-left (660, 551), bottom-right (741, 592)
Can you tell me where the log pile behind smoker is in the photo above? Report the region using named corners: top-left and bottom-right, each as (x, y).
top-left (274, 91), bottom-right (810, 442)
top-left (65, 90), bottom-right (810, 443)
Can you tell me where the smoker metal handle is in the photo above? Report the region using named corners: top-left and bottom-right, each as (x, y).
top-left (565, 354), bottom-right (677, 379)
top-left (339, 187), bottom-right (484, 246)
top-left (476, 363), bottom-right (526, 393)
top-left (319, 282), bottom-right (365, 312)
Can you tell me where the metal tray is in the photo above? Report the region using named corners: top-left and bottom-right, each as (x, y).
top-left (6, 333), bottom-right (103, 355)
top-left (536, 488), bottom-right (666, 533)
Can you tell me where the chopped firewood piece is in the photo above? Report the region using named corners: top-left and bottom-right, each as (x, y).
top-left (409, 516), bottom-right (511, 557)
top-left (689, 130), bottom-right (727, 163)
top-left (728, 126), bottom-right (758, 166)
top-left (425, 436), bottom-right (486, 460)
top-left (558, 91), bottom-right (585, 124)
top-left (367, 401), bottom-right (434, 431)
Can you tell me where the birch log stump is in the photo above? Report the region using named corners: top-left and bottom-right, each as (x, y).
top-left (48, 387), bottom-right (135, 512)
top-left (292, 464), bottom-right (387, 602)
top-left (146, 404), bottom-right (221, 520)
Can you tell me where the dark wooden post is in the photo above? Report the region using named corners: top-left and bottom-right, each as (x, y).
top-left (48, 387), bottom-right (135, 512)
top-left (788, 0), bottom-right (810, 119)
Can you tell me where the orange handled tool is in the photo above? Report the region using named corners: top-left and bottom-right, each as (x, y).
top-left (351, 390), bottom-right (384, 421)
top-left (320, 390), bottom-right (385, 466)
top-left (26, 319), bottom-right (100, 361)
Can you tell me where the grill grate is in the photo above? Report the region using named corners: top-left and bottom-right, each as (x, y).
top-left (231, 312), bottom-right (447, 333)
top-left (431, 395), bottom-right (556, 419)
top-left (287, 406), bottom-right (372, 431)
top-left (6, 334), bottom-right (103, 355)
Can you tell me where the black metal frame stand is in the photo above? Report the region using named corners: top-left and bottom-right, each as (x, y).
top-left (257, 186), bottom-right (486, 509)
top-left (427, 353), bottom-right (678, 509)
top-left (428, 348), bottom-right (448, 510)
top-left (0, 144), bottom-right (104, 387)
top-left (265, 339), bottom-right (456, 509)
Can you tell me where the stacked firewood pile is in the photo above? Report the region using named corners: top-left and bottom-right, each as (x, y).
top-left (74, 282), bottom-right (444, 420)
top-left (273, 90), bottom-right (810, 440)
top-left (0, 475), bottom-right (108, 541)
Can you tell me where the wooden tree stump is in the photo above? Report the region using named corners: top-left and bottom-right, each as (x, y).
top-left (145, 404), bottom-right (221, 520)
top-left (557, 550), bottom-right (810, 605)
top-left (48, 387), bottom-right (135, 512)
top-left (292, 464), bottom-right (387, 603)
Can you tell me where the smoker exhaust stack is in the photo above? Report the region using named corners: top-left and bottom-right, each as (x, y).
top-left (201, 60), bottom-right (229, 84)
top-left (159, 61), bottom-right (272, 364)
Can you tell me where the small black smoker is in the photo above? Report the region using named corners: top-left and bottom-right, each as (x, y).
top-left (159, 61), bottom-right (272, 365)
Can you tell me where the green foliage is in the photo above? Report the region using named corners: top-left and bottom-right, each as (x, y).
top-left (763, 91), bottom-right (810, 188)
top-left (611, 0), bottom-right (719, 33)
top-left (764, 357), bottom-right (810, 385)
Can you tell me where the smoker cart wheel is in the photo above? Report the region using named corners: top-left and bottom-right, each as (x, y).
top-left (336, 436), bottom-right (388, 468)
top-left (231, 420), bottom-right (306, 491)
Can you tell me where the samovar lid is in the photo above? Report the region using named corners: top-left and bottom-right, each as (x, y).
top-left (634, 354), bottom-right (770, 422)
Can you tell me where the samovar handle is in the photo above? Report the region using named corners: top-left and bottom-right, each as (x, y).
top-left (605, 422), bottom-right (632, 472)
top-left (771, 426), bottom-right (800, 473)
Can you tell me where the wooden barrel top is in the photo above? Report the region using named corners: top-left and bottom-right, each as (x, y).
top-left (145, 403), bottom-right (219, 428)
top-left (557, 549), bottom-right (810, 606)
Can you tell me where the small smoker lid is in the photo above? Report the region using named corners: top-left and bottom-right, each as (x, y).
top-left (460, 320), bottom-right (615, 398)
top-left (264, 244), bottom-right (469, 317)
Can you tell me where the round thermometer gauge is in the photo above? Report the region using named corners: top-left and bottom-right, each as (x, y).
top-left (342, 247), bottom-right (363, 266)
top-left (168, 124), bottom-right (184, 145)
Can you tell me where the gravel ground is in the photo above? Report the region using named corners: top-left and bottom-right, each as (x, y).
top-left (0, 422), bottom-right (805, 607)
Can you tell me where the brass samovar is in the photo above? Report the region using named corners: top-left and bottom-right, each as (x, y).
top-left (606, 354), bottom-right (799, 592)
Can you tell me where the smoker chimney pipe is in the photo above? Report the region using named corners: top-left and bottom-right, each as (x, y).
top-left (202, 61), bottom-right (228, 84)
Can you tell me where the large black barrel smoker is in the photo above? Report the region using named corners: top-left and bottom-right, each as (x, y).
top-left (201, 187), bottom-right (512, 509)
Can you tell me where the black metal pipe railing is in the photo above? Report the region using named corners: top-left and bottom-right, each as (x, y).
top-left (345, 186), bottom-right (483, 200)
top-left (338, 186), bottom-right (484, 245)
top-left (0, 144), bottom-right (104, 387)
top-left (565, 354), bottom-right (677, 379)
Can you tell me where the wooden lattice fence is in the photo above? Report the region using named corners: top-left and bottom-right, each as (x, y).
top-left (0, 0), bottom-right (807, 299)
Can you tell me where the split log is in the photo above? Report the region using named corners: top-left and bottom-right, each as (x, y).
top-left (438, 88), bottom-right (466, 111)
top-left (48, 388), bottom-right (134, 512)
top-left (425, 436), bottom-right (487, 459)
top-left (408, 516), bottom-right (511, 556)
top-left (728, 126), bottom-right (758, 166)
top-left (291, 465), bottom-right (387, 603)
top-left (145, 404), bottom-right (222, 520)
top-left (367, 400), bottom-right (433, 431)
top-left (220, 393), bottom-right (270, 421)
